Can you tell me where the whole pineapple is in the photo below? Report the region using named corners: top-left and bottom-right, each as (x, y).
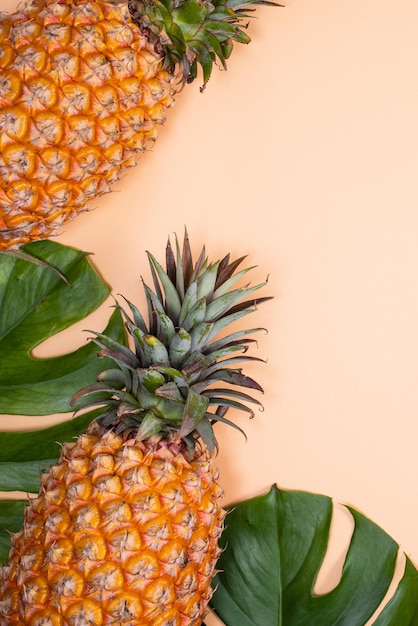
top-left (0, 232), bottom-right (270, 625)
top-left (0, 0), bottom-right (273, 250)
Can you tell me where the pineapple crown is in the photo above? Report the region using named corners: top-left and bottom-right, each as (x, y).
top-left (72, 231), bottom-right (271, 455)
top-left (128, 0), bottom-right (280, 86)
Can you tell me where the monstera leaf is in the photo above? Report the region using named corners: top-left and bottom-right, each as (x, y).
top-left (208, 485), bottom-right (418, 625)
top-left (0, 240), bottom-right (126, 562)
top-left (0, 240), bottom-right (125, 415)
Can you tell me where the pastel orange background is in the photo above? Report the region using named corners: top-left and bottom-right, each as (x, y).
top-left (1, 0), bottom-right (418, 620)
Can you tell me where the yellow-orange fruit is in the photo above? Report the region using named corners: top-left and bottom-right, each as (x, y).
top-left (0, 423), bottom-right (225, 625)
top-left (0, 0), bottom-right (175, 249)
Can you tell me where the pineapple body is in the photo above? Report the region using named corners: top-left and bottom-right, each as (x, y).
top-left (0, 0), bottom-right (175, 249)
top-left (0, 0), bottom-right (270, 250)
top-left (0, 232), bottom-right (270, 624)
top-left (0, 422), bottom-right (225, 625)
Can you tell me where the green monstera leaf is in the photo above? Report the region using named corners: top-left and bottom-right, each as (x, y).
top-left (0, 240), bottom-right (125, 415)
top-left (0, 240), bottom-right (126, 563)
top-left (208, 485), bottom-right (418, 626)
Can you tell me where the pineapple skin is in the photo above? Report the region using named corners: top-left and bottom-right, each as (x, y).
top-left (0, 0), bottom-right (175, 250)
top-left (0, 422), bottom-right (225, 625)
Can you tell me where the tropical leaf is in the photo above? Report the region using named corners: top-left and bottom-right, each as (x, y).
top-left (0, 410), bottom-right (99, 464)
top-left (0, 240), bottom-right (126, 415)
top-left (0, 241), bottom-right (127, 563)
top-left (0, 459), bottom-right (58, 493)
top-left (0, 408), bottom-right (106, 489)
top-left (0, 501), bottom-right (25, 565)
top-left (209, 485), bottom-right (418, 625)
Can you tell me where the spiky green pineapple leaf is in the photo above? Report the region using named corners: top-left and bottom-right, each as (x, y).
top-left (0, 240), bottom-right (125, 415)
top-left (210, 485), bottom-right (418, 625)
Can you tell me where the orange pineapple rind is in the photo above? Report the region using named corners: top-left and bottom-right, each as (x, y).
top-left (0, 0), bottom-right (173, 250)
top-left (0, 425), bottom-right (225, 624)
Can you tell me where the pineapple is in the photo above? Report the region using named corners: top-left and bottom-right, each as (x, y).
top-left (0, 231), bottom-right (270, 625)
top-left (0, 0), bottom-right (273, 250)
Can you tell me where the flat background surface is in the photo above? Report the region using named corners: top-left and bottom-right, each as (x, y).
top-left (1, 0), bottom-right (418, 608)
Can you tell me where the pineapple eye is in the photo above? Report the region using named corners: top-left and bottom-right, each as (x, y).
top-left (64, 598), bottom-right (103, 625)
top-left (45, 538), bottom-right (74, 565)
top-left (107, 525), bottom-right (142, 553)
top-left (45, 508), bottom-right (72, 534)
top-left (124, 550), bottom-right (160, 579)
top-left (44, 23), bottom-right (72, 48)
top-left (176, 563), bottom-right (199, 594)
top-left (19, 545), bottom-right (44, 572)
top-left (50, 568), bottom-right (85, 598)
top-left (83, 51), bottom-right (112, 83)
top-left (61, 82), bottom-right (91, 114)
top-left (22, 575), bottom-right (49, 605)
top-left (106, 592), bottom-right (144, 620)
top-left (159, 539), bottom-right (188, 567)
top-left (101, 499), bottom-right (133, 524)
top-left (68, 114), bottom-right (96, 145)
top-left (0, 65), bottom-right (20, 98)
top-left (86, 562), bottom-right (124, 591)
top-left (0, 106), bottom-right (29, 140)
top-left (25, 76), bottom-right (58, 110)
top-left (2, 143), bottom-right (36, 177)
top-left (40, 147), bottom-right (71, 178)
top-left (142, 575), bottom-right (176, 605)
top-left (74, 533), bottom-right (108, 561)
top-left (50, 49), bottom-right (80, 79)
top-left (7, 180), bottom-right (39, 211)
top-left (72, 503), bottom-right (101, 531)
top-left (33, 110), bottom-right (64, 144)
top-left (13, 45), bottom-right (47, 76)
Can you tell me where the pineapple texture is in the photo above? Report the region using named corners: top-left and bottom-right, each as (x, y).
top-left (0, 422), bottom-right (225, 625)
top-left (0, 0), bottom-right (175, 249)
